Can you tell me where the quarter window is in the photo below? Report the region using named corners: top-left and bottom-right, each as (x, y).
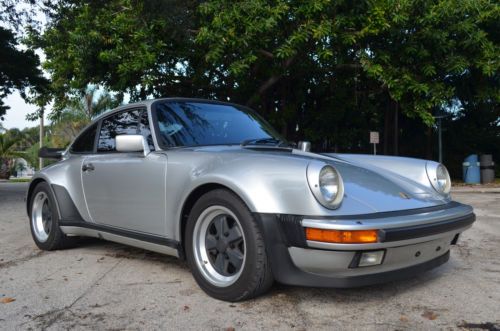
top-left (97, 110), bottom-right (141, 152)
top-left (70, 123), bottom-right (98, 153)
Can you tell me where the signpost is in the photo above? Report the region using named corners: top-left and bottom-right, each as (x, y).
top-left (370, 131), bottom-right (379, 155)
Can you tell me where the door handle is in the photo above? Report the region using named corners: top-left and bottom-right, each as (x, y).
top-left (82, 163), bottom-right (95, 172)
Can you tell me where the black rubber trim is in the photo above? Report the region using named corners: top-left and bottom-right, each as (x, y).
top-left (276, 214), bottom-right (307, 248)
top-left (381, 213), bottom-right (475, 242)
top-left (59, 220), bottom-right (181, 251)
top-left (254, 213), bottom-right (451, 288)
top-left (242, 146), bottom-right (293, 152)
top-left (51, 184), bottom-right (87, 223)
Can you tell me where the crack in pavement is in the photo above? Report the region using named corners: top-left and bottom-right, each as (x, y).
top-left (0, 250), bottom-right (45, 270)
top-left (26, 258), bottom-right (124, 329)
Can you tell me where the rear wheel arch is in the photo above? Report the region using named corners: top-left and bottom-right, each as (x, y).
top-left (28, 180), bottom-right (78, 250)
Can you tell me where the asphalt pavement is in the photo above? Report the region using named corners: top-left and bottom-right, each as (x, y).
top-left (0, 182), bottom-right (499, 330)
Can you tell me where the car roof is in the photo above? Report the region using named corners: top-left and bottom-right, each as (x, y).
top-left (93, 97), bottom-right (245, 122)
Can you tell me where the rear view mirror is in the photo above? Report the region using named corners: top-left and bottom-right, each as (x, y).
top-left (115, 135), bottom-right (150, 155)
top-left (38, 147), bottom-right (65, 160)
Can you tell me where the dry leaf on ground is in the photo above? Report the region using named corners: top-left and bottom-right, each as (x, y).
top-left (421, 310), bottom-right (438, 320)
top-left (1, 297), bottom-right (16, 304)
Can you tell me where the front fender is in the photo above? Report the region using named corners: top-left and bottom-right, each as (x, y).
top-left (167, 150), bottom-right (375, 241)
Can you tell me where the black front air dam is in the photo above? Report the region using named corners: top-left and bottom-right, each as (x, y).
top-left (253, 213), bottom-right (451, 288)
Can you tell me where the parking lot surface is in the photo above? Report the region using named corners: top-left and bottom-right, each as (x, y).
top-left (1, 182), bottom-right (499, 330)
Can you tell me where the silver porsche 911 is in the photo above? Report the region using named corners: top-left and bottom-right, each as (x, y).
top-left (28, 98), bottom-right (475, 301)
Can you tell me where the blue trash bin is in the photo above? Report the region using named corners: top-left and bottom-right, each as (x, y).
top-left (463, 154), bottom-right (481, 184)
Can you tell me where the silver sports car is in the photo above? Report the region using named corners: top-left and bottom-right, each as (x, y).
top-left (28, 98), bottom-right (475, 301)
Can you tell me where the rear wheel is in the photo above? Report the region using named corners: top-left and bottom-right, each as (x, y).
top-left (29, 182), bottom-right (77, 250)
top-left (185, 189), bottom-right (273, 301)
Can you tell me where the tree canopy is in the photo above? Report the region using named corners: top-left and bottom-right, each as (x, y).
top-left (4, 0), bottom-right (500, 176)
top-left (0, 26), bottom-right (48, 119)
top-left (0, 0), bottom-right (49, 118)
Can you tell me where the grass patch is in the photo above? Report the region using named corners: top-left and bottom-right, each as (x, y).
top-left (9, 178), bottom-right (31, 183)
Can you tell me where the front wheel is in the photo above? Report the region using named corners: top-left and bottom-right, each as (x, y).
top-left (185, 189), bottom-right (273, 301)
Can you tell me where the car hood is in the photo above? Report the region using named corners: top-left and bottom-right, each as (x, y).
top-left (165, 145), bottom-right (449, 213)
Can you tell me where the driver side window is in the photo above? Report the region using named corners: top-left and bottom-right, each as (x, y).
top-left (97, 110), bottom-right (141, 152)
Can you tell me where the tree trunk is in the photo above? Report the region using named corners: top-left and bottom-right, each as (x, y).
top-left (393, 102), bottom-right (399, 156)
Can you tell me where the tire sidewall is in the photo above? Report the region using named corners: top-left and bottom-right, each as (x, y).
top-left (185, 190), bottom-right (267, 301)
top-left (29, 182), bottom-right (63, 250)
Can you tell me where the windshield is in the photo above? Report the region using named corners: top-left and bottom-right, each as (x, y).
top-left (153, 101), bottom-right (284, 148)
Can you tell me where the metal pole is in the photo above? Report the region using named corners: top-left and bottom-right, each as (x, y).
top-left (39, 109), bottom-right (44, 170)
top-left (438, 117), bottom-right (442, 164)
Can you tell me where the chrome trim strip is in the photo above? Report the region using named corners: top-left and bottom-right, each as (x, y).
top-left (60, 226), bottom-right (179, 257)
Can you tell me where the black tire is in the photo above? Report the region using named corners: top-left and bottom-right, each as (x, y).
top-left (29, 182), bottom-right (78, 250)
top-left (185, 189), bottom-right (274, 301)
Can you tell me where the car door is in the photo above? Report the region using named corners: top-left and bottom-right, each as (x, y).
top-left (81, 108), bottom-right (167, 236)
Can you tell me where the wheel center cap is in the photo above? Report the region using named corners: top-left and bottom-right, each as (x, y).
top-left (216, 239), bottom-right (228, 253)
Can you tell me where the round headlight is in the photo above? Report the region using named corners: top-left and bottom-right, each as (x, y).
top-left (319, 166), bottom-right (340, 202)
top-left (436, 164), bottom-right (451, 194)
top-left (426, 162), bottom-right (451, 195)
top-left (307, 161), bottom-right (344, 209)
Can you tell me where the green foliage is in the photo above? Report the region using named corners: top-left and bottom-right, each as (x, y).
top-left (28, 0), bottom-right (200, 114)
top-left (0, 132), bottom-right (24, 178)
top-left (9, 177), bottom-right (31, 182)
top-left (47, 87), bottom-right (121, 147)
top-left (14, 0), bottom-right (500, 177)
top-left (0, 26), bottom-right (48, 119)
top-left (196, 0), bottom-right (498, 125)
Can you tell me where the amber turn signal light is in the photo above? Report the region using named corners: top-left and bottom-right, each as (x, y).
top-left (305, 228), bottom-right (379, 244)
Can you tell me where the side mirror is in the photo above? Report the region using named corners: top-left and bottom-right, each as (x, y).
top-left (38, 147), bottom-right (65, 160)
top-left (115, 135), bottom-right (150, 156)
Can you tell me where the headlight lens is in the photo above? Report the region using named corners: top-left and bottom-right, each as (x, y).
top-left (307, 162), bottom-right (344, 209)
top-left (436, 164), bottom-right (451, 193)
top-left (427, 162), bottom-right (451, 195)
top-left (319, 166), bottom-right (340, 202)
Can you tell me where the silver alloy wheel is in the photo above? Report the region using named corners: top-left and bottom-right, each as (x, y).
top-left (193, 205), bottom-right (246, 287)
top-left (31, 192), bottom-right (52, 242)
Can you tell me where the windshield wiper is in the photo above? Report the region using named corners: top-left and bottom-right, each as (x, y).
top-left (240, 137), bottom-right (288, 147)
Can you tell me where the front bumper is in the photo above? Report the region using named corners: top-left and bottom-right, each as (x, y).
top-left (254, 201), bottom-right (475, 287)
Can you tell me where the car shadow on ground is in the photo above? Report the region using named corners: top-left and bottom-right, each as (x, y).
top-left (70, 237), bottom-right (450, 302)
top-left (70, 237), bottom-right (189, 268)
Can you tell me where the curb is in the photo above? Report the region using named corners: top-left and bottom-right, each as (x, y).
top-left (452, 187), bottom-right (500, 194)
